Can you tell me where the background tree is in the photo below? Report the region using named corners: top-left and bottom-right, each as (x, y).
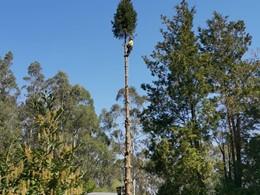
top-left (23, 61), bottom-right (46, 98)
top-left (0, 52), bottom-right (21, 155)
top-left (46, 71), bottom-right (99, 142)
top-left (112, 1), bottom-right (137, 194)
top-left (0, 51), bottom-right (20, 102)
top-left (199, 12), bottom-right (260, 193)
top-left (100, 87), bottom-right (155, 194)
top-left (0, 93), bottom-right (85, 194)
top-left (100, 87), bottom-right (146, 155)
top-left (141, 1), bottom-right (214, 194)
top-left (243, 134), bottom-right (260, 194)
top-left (20, 61), bottom-right (46, 145)
top-left (46, 70), bottom-right (117, 192)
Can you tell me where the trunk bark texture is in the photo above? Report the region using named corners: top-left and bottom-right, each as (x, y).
top-left (124, 37), bottom-right (132, 195)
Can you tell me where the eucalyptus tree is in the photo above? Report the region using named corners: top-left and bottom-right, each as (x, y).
top-left (141, 1), bottom-right (214, 194)
top-left (100, 87), bottom-right (146, 155)
top-left (23, 61), bottom-right (46, 97)
top-left (46, 71), bottom-right (99, 143)
top-left (100, 87), bottom-right (159, 194)
top-left (0, 51), bottom-right (20, 102)
top-left (112, 1), bottom-right (137, 194)
top-left (46, 71), bottom-right (116, 191)
top-left (0, 52), bottom-right (21, 154)
top-left (21, 61), bottom-right (46, 145)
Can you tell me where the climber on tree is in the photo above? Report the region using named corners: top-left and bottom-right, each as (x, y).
top-left (125, 36), bottom-right (134, 57)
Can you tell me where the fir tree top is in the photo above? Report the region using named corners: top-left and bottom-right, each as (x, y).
top-left (112, 0), bottom-right (137, 40)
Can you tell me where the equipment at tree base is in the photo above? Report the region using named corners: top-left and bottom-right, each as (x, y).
top-left (116, 186), bottom-right (125, 195)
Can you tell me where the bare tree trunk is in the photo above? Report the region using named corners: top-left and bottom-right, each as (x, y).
top-left (220, 143), bottom-right (227, 180)
top-left (227, 106), bottom-right (242, 188)
top-left (124, 37), bottom-right (132, 195)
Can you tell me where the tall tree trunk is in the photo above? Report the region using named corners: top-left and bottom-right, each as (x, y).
top-left (124, 36), bottom-right (132, 195)
top-left (219, 143), bottom-right (228, 180)
top-left (234, 113), bottom-right (242, 187)
top-left (227, 106), bottom-right (242, 188)
top-left (227, 108), bottom-right (236, 181)
top-left (227, 139), bottom-right (232, 179)
top-left (191, 102), bottom-right (205, 188)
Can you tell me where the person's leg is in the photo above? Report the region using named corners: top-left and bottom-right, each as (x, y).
top-left (127, 47), bottom-right (132, 55)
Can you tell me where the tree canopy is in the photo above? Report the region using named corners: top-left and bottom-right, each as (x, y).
top-left (141, 1), bottom-right (260, 194)
top-left (112, 0), bottom-right (137, 40)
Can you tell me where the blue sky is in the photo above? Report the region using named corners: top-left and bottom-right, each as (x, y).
top-left (0, 0), bottom-right (259, 115)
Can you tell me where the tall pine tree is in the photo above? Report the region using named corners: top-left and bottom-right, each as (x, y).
top-left (112, 1), bottom-right (137, 194)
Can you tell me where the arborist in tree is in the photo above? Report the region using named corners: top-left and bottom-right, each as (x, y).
top-left (125, 36), bottom-right (134, 57)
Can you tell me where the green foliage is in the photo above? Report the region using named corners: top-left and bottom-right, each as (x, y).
top-left (23, 61), bottom-right (46, 97)
top-left (20, 61), bottom-right (46, 144)
top-left (200, 10), bottom-right (260, 192)
top-left (141, 1), bottom-right (214, 193)
top-left (243, 135), bottom-right (260, 194)
top-left (140, 1), bottom-right (260, 194)
top-left (21, 67), bottom-right (116, 192)
top-left (112, 0), bottom-right (137, 40)
top-left (0, 52), bottom-right (21, 156)
top-left (46, 71), bottom-right (119, 192)
top-left (0, 51), bottom-right (123, 193)
top-left (46, 71), bottom-right (98, 138)
top-left (0, 51), bottom-right (20, 102)
top-left (0, 92), bottom-right (85, 194)
top-left (79, 133), bottom-right (118, 192)
top-left (0, 100), bottom-right (21, 154)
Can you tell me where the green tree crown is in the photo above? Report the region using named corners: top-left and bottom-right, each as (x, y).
top-left (112, 0), bottom-right (137, 40)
